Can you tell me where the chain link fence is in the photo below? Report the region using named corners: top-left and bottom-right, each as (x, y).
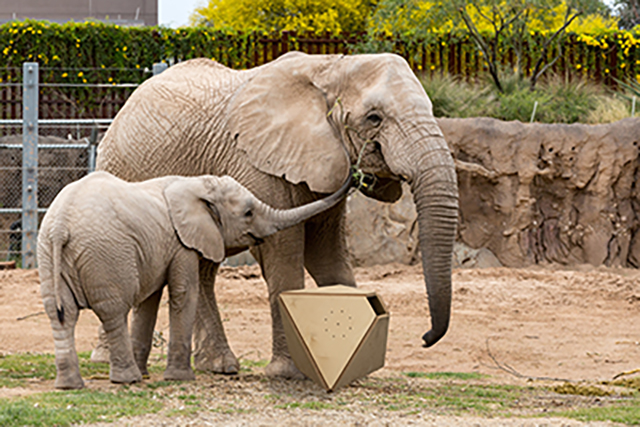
top-left (0, 120), bottom-right (107, 263)
top-left (0, 62), bottom-right (168, 267)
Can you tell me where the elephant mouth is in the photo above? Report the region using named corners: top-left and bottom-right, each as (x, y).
top-left (247, 232), bottom-right (264, 245)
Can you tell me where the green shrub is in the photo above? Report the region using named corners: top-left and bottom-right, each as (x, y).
top-left (421, 72), bottom-right (628, 124)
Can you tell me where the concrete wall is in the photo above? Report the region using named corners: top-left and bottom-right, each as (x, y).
top-left (0, 0), bottom-right (157, 25)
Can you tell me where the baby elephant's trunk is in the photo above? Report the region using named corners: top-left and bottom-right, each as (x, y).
top-left (263, 176), bottom-right (353, 232)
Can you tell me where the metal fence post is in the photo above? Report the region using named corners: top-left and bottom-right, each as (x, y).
top-left (153, 62), bottom-right (168, 76)
top-left (22, 62), bottom-right (38, 268)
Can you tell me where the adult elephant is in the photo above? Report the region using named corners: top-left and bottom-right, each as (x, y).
top-left (95, 52), bottom-right (459, 378)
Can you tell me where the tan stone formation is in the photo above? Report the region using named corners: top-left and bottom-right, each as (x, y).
top-left (440, 117), bottom-right (640, 267)
top-left (346, 117), bottom-right (640, 268)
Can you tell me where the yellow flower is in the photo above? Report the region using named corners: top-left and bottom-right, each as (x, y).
top-left (52, 55), bottom-right (59, 60)
top-left (135, 64), bottom-right (140, 68)
top-left (82, 78), bottom-right (87, 83)
top-left (78, 71), bottom-right (83, 77)
top-left (576, 64), bottom-right (582, 69)
top-left (123, 46), bottom-right (128, 52)
top-left (108, 77), bottom-right (113, 82)
top-left (101, 64), bottom-right (105, 68)
top-left (62, 73), bottom-right (68, 78)
top-left (430, 65), bottom-right (436, 70)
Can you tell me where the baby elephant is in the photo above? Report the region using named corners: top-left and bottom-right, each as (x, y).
top-left (38, 171), bottom-right (351, 389)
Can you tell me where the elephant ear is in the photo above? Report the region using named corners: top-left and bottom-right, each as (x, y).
top-left (163, 178), bottom-right (225, 263)
top-left (228, 54), bottom-right (349, 193)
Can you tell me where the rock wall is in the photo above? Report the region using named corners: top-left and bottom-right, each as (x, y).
top-left (346, 117), bottom-right (640, 268)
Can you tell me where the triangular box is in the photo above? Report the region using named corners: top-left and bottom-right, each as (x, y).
top-left (278, 285), bottom-right (389, 391)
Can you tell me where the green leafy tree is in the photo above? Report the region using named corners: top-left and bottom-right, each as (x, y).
top-left (369, 0), bottom-right (612, 91)
top-left (190, 0), bottom-right (376, 34)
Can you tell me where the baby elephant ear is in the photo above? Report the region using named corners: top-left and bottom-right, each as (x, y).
top-left (163, 178), bottom-right (225, 263)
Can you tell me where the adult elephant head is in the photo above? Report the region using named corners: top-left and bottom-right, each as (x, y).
top-left (227, 53), bottom-right (458, 347)
top-left (95, 52), bottom-right (458, 376)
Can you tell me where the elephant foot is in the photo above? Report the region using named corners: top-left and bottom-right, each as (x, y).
top-left (265, 356), bottom-right (305, 379)
top-left (194, 349), bottom-right (239, 374)
top-left (90, 343), bottom-right (110, 364)
top-left (55, 371), bottom-right (85, 390)
top-left (163, 366), bottom-right (196, 381)
top-left (109, 364), bottom-right (142, 384)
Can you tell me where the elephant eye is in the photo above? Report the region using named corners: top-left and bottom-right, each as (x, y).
top-left (244, 209), bottom-right (253, 218)
top-left (365, 112), bottom-right (383, 127)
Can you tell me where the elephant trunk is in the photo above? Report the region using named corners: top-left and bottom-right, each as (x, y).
top-left (260, 175), bottom-right (353, 232)
top-left (412, 168), bottom-right (458, 347)
top-left (389, 122), bottom-right (458, 348)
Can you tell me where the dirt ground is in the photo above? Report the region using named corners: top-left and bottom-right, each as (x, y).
top-left (1, 263), bottom-right (639, 425)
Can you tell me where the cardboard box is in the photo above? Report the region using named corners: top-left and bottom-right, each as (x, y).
top-left (278, 285), bottom-right (389, 391)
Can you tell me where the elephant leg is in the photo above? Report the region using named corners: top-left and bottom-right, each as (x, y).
top-left (90, 324), bottom-right (110, 364)
top-left (99, 310), bottom-right (142, 384)
top-left (43, 287), bottom-right (84, 390)
top-left (251, 225), bottom-right (306, 379)
top-left (304, 200), bottom-right (356, 287)
top-left (193, 260), bottom-right (239, 374)
top-left (131, 288), bottom-right (163, 378)
top-left (164, 251), bottom-right (199, 381)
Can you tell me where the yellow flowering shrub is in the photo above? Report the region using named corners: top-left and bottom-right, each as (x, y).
top-left (191, 0), bottom-right (372, 34)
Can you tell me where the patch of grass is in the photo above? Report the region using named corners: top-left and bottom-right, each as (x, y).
top-left (239, 359), bottom-right (269, 373)
top-left (0, 353), bottom-right (57, 382)
top-left (0, 352), bottom-right (165, 386)
top-left (404, 371), bottom-right (486, 381)
top-left (417, 383), bottom-right (524, 416)
top-left (548, 396), bottom-right (640, 425)
top-left (0, 389), bottom-right (162, 427)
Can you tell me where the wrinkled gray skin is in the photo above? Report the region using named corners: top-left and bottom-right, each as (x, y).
top-left (94, 52), bottom-right (459, 378)
top-left (38, 171), bottom-right (351, 389)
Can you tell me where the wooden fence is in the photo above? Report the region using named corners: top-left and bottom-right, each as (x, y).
top-left (0, 32), bottom-right (634, 120)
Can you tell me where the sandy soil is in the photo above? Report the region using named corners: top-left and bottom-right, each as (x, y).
top-left (0, 263), bottom-right (639, 425)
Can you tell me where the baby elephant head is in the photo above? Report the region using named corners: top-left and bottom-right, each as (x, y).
top-left (164, 175), bottom-right (352, 262)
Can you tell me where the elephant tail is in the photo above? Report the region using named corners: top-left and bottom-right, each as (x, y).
top-left (51, 229), bottom-right (69, 324)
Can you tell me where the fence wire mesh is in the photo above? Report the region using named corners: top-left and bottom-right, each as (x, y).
top-left (0, 121), bottom-right (107, 263)
top-left (0, 62), bottom-right (163, 266)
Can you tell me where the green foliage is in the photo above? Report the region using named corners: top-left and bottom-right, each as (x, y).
top-left (421, 71), bottom-right (617, 123)
top-left (367, 0), bottom-right (614, 90)
top-left (191, 0), bottom-right (374, 34)
top-left (420, 74), bottom-right (497, 118)
top-left (0, 19), bottom-right (258, 82)
top-left (0, 390), bottom-right (162, 427)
